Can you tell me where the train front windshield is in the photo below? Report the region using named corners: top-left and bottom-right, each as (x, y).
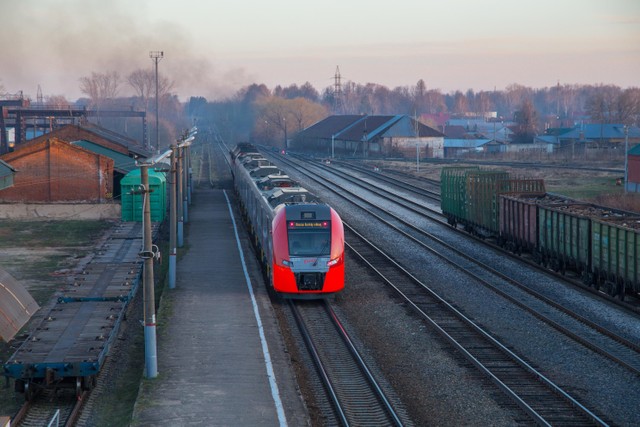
top-left (288, 220), bottom-right (331, 256)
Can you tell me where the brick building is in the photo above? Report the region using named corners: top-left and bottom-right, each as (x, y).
top-left (627, 144), bottom-right (640, 193)
top-left (0, 137), bottom-right (113, 202)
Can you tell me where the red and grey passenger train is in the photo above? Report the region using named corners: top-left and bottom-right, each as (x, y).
top-left (230, 143), bottom-right (344, 298)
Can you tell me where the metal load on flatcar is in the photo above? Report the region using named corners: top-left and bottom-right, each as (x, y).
top-left (441, 165), bottom-right (640, 300)
top-left (231, 143), bottom-right (345, 298)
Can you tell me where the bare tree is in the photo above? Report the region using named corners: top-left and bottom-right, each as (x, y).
top-left (412, 79), bottom-right (427, 114)
top-left (452, 91), bottom-right (468, 114)
top-left (127, 69), bottom-right (154, 109)
top-left (79, 71), bottom-right (120, 109)
top-left (513, 99), bottom-right (538, 143)
top-left (127, 68), bottom-right (175, 112)
top-left (504, 83), bottom-right (531, 113)
top-left (255, 96), bottom-right (327, 148)
top-left (585, 85), bottom-right (621, 124)
top-left (45, 95), bottom-right (70, 109)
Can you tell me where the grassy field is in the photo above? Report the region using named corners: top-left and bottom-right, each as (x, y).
top-left (0, 219), bottom-right (114, 417)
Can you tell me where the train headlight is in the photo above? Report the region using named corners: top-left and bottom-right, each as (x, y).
top-left (327, 258), bottom-right (339, 267)
top-left (282, 259), bottom-right (292, 267)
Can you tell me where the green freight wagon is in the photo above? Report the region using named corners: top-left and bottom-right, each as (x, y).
top-left (120, 169), bottom-right (167, 222)
top-left (441, 167), bottom-right (545, 237)
top-left (465, 170), bottom-right (511, 235)
top-left (537, 200), bottom-right (592, 275)
top-left (440, 167), bottom-right (479, 227)
top-left (591, 216), bottom-right (640, 299)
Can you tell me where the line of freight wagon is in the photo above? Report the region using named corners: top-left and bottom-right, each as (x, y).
top-left (440, 167), bottom-right (640, 301)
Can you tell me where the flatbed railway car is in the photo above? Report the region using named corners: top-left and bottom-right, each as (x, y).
top-left (231, 143), bottom-right (344, 298)
top-left (3, 222), bottom-right (156, 399)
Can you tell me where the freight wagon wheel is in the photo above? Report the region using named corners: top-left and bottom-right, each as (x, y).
top-left (615, 282), bottom-right (625, 301)
top-left (76, 377), bottom-right (83, 399)
top-left (82, 374), bottom-right (96, 391)
top-left (23, 381), bottom-right (33, 402)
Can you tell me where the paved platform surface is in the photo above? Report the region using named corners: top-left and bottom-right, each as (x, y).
top-left (130, 188), bottom-right (309, 426)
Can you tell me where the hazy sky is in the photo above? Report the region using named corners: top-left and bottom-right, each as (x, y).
top-left (1, 0), bottom-right (638, 101)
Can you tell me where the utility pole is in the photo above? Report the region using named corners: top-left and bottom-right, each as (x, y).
top-left (283, 117), bottom-right (287, 151)
top-left (168, 147), bottom-right (177, 289)
top-left (135, 148), bottom-right (171, 377)
top-left (331, 134), bottom-right (335, 158)
top-left (177, 146), bottom-right (184, 247)
top-left (182, 145), bottom-right (189, 224)
top-left (176, 129), bottom-right (196, 247)
top-left (186, 145), bottom-right (192, 205)
top-left (140, 164), bottom-right (158, 378)
top-left (149, 51), bottom-right (163, 153)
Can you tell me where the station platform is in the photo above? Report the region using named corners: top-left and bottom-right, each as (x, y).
top-left (130, 188), bottom-right (308, 426)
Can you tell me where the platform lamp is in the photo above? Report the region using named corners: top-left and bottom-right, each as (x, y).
top-left (177, 129), bottom-right (196, 246)
top-left (170, 129), bottom-right (196, 288)
top-left (186, 126), bottom-right (197, 206)
top-left (136, 148), bottom-right (172, 379)
top-left (182, 131), bottom-right (197, 224)
top-left (149, 51), bottom-right (163, 153)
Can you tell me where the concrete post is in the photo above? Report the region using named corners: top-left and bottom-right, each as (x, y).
top-left (169, 148), bottom-right (177, 289)
top-left (141, 165), bottom-right (158, 378)
top-left (177, 147), bottom-right (184, 248)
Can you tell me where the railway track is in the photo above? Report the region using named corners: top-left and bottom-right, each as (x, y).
top-left (342, 223), bottom-right (609, 425)
top-left (12, 389), bottom-right (83, 427)
top-left (289, 300), bottom-right (406, 426)
top-left (325, 157), bottom-right (441, 201)
top-left (263, 150), bottom-right (640, 424)
top-left (275, 152), bottom-right (640, 374)
top-left (282, 153), bottom-right (640, 311)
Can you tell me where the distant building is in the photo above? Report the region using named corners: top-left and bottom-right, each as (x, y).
top-left (445, 118), bottom-right (514, 143)
top-left (292, 115), bottom-right (445, 158)
top-left (443, 139), bottom-right (492, 157)
top-left (0, 137), bottom-right (114, 203)
top-left (627, 143), bottom-right (640, 193)
top-left (556, 124), bottom-right (639, 147)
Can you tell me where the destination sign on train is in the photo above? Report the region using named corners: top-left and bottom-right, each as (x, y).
top-left (288, 221), bottom-right (329, 228)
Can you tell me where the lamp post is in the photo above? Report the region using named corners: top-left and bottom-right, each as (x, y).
top-left (331, 134), bottom-right (335, 158)
top-left (169, 147), bottom-right (177, 289)
top-left (149, 51), bottom-right (163, 153)
top-left (283, 117), bottom-right (287, 151)
top-left (169, 128), bottom-right (196, 287)
top-left (177, 146), bottom-right (184, 247)
top-left (177, 130), bottom-right (196, 247)
top-left (136, 148), bottom-right (172, 378)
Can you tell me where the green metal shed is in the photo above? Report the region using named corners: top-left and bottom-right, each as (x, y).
top-left (120, 168), bottom-right (167, 222)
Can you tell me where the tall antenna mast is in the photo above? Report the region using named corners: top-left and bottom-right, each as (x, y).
top-left (36, 85), bottom-right (43, 105)
top-left (333, 66), bottom-right (344, 114)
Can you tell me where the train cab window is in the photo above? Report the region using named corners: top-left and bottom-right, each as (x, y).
top-left (288, 220), bottom-right (331, 256)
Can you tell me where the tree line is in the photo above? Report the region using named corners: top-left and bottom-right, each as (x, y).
top-left (6, 71), bottom-right (637, 149)
top-left (191, 80), bottom-right (640, 147)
